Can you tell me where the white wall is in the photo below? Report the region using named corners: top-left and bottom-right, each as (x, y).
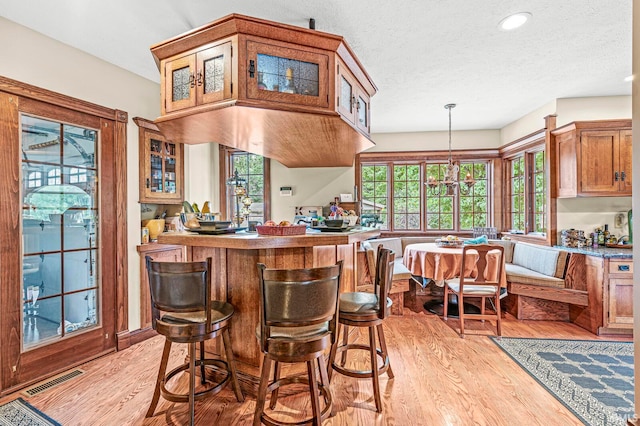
top-left (0, 17), bottom-right (159, 331)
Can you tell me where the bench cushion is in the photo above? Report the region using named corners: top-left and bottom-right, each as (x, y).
top-left (512, 243), bottom-right (568, 278)
top-left (505, 263), bottom-right (566, 288)
top-left (487, 239), bottom-right (515, 263)
top-left (367, 238), bottom-right (403, 260)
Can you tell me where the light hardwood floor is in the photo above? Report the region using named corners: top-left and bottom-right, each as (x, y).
top-left (1, 292), bottom-right (631, 425)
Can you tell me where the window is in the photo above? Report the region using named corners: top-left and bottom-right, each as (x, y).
top-left (220, 146), bottom-right (270, 224)
top-left (504, 146), bottom-right (546, 235)
top-left (359, 155), bottom-right (492, 233)
top-left (360, 164), bottom-right (389, 229)
top-left (47, 168), bottom-right (61, 185)
top-left (27, 171), bottom-right (42, 188)
top-left (508, 156), bottom-right (525, 231)
top-left (69, 167), bottom-right (87, 184)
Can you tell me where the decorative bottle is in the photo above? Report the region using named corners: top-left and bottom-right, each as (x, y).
top-left (282, 68), bottom-right (296, 94)
top-left (257, 72), bottom-right (268, 90)
top-left (603, 224), bottom-right (610, 245)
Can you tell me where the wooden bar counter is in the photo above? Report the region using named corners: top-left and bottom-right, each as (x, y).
top-left (157, 227), bottom-right (380, 393)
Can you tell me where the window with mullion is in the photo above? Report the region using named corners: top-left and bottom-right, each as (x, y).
top-left (229, 151), bottom-right (267, 223)
top-left (425, 163), bottom-right (454, 230)
top-left (509, 156), bottom-right (525, 231)
top-left (361, 164), bottom-right (389, 229)
top-left (531, 150), bottom-right (546, 233)
top-left (459, 162), bottom-right (488, 230)
top-left (393, 164), bottom-right (421, 230)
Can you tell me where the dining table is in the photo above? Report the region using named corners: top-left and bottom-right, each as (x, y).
top-left (403, 242), bottom-right (507, 316)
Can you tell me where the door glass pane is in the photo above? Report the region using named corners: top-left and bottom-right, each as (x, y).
top-left (150, 154), bottom-right (162, 192)
top-left (62, 124), bottom-right (96, 167)
top-left (172, 66), bottom-right (191, 101)
top-left (164, 156), bottom-right (176, 193)
top-left (203, 54), bottom-right (224, 94)
top-left (21, 116), bottom-right (61, 164)
top-left (21, 114), bottom-right (100, 350)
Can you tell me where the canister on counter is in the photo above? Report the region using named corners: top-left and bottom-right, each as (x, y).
top-left (141, 227), bottom-right (150, 244)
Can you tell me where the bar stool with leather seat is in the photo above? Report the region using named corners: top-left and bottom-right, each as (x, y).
top-left (328, 247), bottom-right (395, 413)
top-left (145, 257), bottom-right (244, 426)
top-left (254, 261), bottom-right (343, 426)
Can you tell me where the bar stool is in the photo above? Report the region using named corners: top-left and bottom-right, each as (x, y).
top-left (328, 247), bottom-right (395, 413)
top-left (145, 257), bottom-right (244, 426)
top-left (254, 261), bottom-right (343, 426)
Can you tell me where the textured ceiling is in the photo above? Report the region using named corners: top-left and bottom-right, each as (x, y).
top-left (0, 0), bottom-right (632, 133)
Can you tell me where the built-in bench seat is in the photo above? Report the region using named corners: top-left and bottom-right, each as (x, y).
top-left (499, 241), bottom-right (587, 321)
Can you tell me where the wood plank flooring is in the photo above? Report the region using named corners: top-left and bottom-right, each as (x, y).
top-left (1, 291), bottom-right (631, 425)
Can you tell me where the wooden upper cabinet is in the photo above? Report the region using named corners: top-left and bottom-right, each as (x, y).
top-left (337, 60), bottom-right (370, 134)
top-left (134, 117), bottom-right (184, 204)
top-left (150, 14), bottom-right (377, 168)
top-left (163, 41), bottom-right (233, 114)
top-left (552, 120), bottom-right (632, 197)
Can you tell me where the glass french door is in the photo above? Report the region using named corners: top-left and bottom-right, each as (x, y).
top-left (21, 115), bottom-right (100, 349)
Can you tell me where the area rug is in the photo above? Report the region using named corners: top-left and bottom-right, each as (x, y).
top-left (0, 398), bottom-right (61, 426)
top-left (491, 337), bottom-right (634, 426)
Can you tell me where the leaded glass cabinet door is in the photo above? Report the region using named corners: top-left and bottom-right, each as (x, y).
top-left (246, 40), bottom-right (329, 108)
top-left (21, 115), bottom-right (100, 350)
top-left (164, 54), bottom-right (197, 113)
top-left (196, 42), bottom-right (232, 104)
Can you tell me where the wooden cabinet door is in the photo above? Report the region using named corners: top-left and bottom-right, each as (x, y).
top-left (556, 131), bottom-right (578, 198)
top-left (163, 54), bottom-right (197, 113)
top-left (605, 259), bottom-right (633, 331)
top-left (618, 129), bottom-right (633, 194)
top-left (196, 42), bottom-right (232, 105)
top-left (139, 247), bottom-right (184, 329)
top-left (579, 130), bottom-right (619, 194)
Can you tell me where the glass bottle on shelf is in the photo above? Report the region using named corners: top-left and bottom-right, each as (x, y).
top-left (257, 72), bottom-right (268, 90)
top-left (603, 224), bottom-right (610, 244)
top-left (282, 68), bottom-right (296, 94)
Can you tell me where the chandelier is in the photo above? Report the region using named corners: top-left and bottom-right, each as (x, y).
top-left (426, 103), bottom-right (475, 196)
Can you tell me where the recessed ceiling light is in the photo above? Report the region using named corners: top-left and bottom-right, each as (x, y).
top-left (499, 12), bottom-right (532, 31)
top-left (624, 75), bottom-right (633, 82)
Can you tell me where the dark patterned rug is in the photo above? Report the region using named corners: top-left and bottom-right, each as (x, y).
top-left (491, 337), bottom-right (634, 426)
top-left (0, 398), bottom-right (61, 426)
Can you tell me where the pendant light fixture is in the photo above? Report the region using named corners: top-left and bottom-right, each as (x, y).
top-left (426, 104), bottom-right (475, 196)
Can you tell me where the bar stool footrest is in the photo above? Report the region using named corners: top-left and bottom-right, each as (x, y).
top-left (261, 379), bottom-right (332, 426)
top-left (160, 358), bottom-right (232, 403)
top-left (331, 343), bottom-right (390, 378)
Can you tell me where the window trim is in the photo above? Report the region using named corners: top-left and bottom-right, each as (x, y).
top-left (499, 129), bottom-right (548, 242)
top-left (356, 148), bottom-right (498, 235)
top-left (218, 145), bottom-right (271, 222)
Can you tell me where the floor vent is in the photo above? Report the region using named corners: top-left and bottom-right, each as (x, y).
top-left (22, 369), bottom-right (85, 397)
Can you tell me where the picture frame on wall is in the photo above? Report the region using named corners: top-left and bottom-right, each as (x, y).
top-left (339, 193), bottom-right (353, 202)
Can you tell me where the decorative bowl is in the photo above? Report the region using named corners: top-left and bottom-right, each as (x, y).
top-left (323, 219), bottom-right (347, 228)
top-left (435, 238), bottom-right (464, 248)
top-left (198, 220), bottom-right (232, 229)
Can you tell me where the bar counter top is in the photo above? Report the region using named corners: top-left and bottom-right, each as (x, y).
top-left (157, 227), bottom-right (380, 249)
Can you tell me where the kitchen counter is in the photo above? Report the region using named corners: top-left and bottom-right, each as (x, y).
top-left (157, 226), bottom-right (380, 395)
top-left (157, 227), bottom-right (380, 249)
top-left (555, 245), bottom-right (633, 259)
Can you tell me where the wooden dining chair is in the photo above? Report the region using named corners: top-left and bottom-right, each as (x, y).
top-left (443, 244), bottom-right (505, 337)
